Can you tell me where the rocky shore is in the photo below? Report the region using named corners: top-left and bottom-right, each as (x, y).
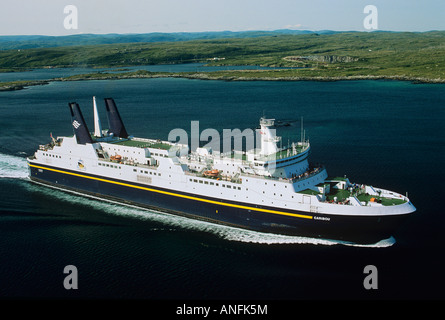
top-left (0, 80), bottom-right (49, 91)
top-left (178, 72), bottom-right (445, 84)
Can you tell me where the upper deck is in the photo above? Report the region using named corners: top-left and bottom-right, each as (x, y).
top-left (109, 137), bottom-right (173, 150)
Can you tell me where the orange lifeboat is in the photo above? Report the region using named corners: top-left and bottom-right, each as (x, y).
top-left (110, 154), bottom-right (122, 162)
top-left (203, 169), bottom-right (219, 177)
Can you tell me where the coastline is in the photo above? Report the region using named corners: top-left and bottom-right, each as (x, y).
top-left (177, 71), bottom-right (445, 84)
top-left (1, 68), bottom-right (444, 92)
top-left (0, 79), bottom-right (50, 91)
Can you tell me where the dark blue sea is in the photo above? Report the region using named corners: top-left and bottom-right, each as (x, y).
top-left (0, 68), bottom-right (444, 304)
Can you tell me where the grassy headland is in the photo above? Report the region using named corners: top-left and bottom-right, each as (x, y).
top-left (1, 31), bottom-right (444, 90)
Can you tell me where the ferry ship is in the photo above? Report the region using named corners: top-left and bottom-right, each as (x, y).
top-left (27, 97), bottom-right (416, 244)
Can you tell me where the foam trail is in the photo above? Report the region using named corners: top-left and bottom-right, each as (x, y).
top-left (27, 180), bottom-right (395, 247)
top-left (0, 153), bottom-right (29, 179)
top-left (218, 228), bottom-right (341, 246)
top-left (217, 227), bottom-right (395, 247)
top-left (343, 236), bottom-right (396, 248)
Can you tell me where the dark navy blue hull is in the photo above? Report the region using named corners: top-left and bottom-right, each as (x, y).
top-left (28, 162), bottom-right (409, 244)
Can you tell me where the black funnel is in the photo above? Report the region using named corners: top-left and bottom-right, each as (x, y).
top-left (69, 102), bottom-right (93, 144)
top-left (104, 98), bottom-right (128, 138)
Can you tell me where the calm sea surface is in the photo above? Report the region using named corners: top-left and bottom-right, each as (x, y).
top-left (0, 68), bottom-right (444, 300)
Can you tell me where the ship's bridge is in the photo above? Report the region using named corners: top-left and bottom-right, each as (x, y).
top-left (243, 117), bottom-right (311, 179)
top-left (246, 142), bottom-right (310, 179)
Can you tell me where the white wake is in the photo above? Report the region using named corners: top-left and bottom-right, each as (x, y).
top-left (0, 153), bottom-right (29, 179)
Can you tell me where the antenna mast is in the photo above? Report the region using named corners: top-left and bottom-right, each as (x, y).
top-left (300, 116), bottom-right (304, 143)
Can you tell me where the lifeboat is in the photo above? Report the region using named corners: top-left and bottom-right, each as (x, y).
top-left (110, 154), bottom-right (122, 162)
top-left (203, 169), bottom-right (219, 177)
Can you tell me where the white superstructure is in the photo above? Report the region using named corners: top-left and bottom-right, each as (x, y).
top-left (29, 98), bottom-right (415, 219)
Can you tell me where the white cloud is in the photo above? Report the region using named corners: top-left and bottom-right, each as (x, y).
top-left (283, 24), bottom-right (304, 29)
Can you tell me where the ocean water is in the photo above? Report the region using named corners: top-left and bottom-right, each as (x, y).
top-left (0, 73), bottom-right (444, 300)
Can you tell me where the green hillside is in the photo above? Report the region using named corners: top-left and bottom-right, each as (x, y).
top-left (1, 31), bottom-right (444, 90)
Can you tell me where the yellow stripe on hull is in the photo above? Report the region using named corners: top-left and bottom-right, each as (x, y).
top-left (28, 163), bottom-right (313, 220)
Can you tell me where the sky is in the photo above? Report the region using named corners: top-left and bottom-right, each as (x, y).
top-left (0, 0), bottom-right (444, 36)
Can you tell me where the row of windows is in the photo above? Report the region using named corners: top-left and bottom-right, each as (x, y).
top-left (189, 178), bottom-right (242, 190)
top-left (261, 191), bottom-right (292, 198)
top-left (250, 155), bottom-right (301, 168)
top-left (247, 179), bottom-right (310, 190)
top-left (152, 152), bottom-right (167, 157)
top-left (96, 162), bottom-right (165, 178)
top-left (274, 158), bottom-right (298, 166)
top-left (105, 148), bottom-right (166, 158)
top-left (108, 148), bottom-right (142, 155)
top-left (98, 162), bottom-right (121, 169)
top-left (42, 152), bottom-right (61, 159)
top-left (133, 168), bottom-right (161, 176)
top-left (188, 177), bottom-right (310, 193)
top-left (188, 177), bottom-right (301, 206)
top-left (261, 181), bottom-right (288, 188)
